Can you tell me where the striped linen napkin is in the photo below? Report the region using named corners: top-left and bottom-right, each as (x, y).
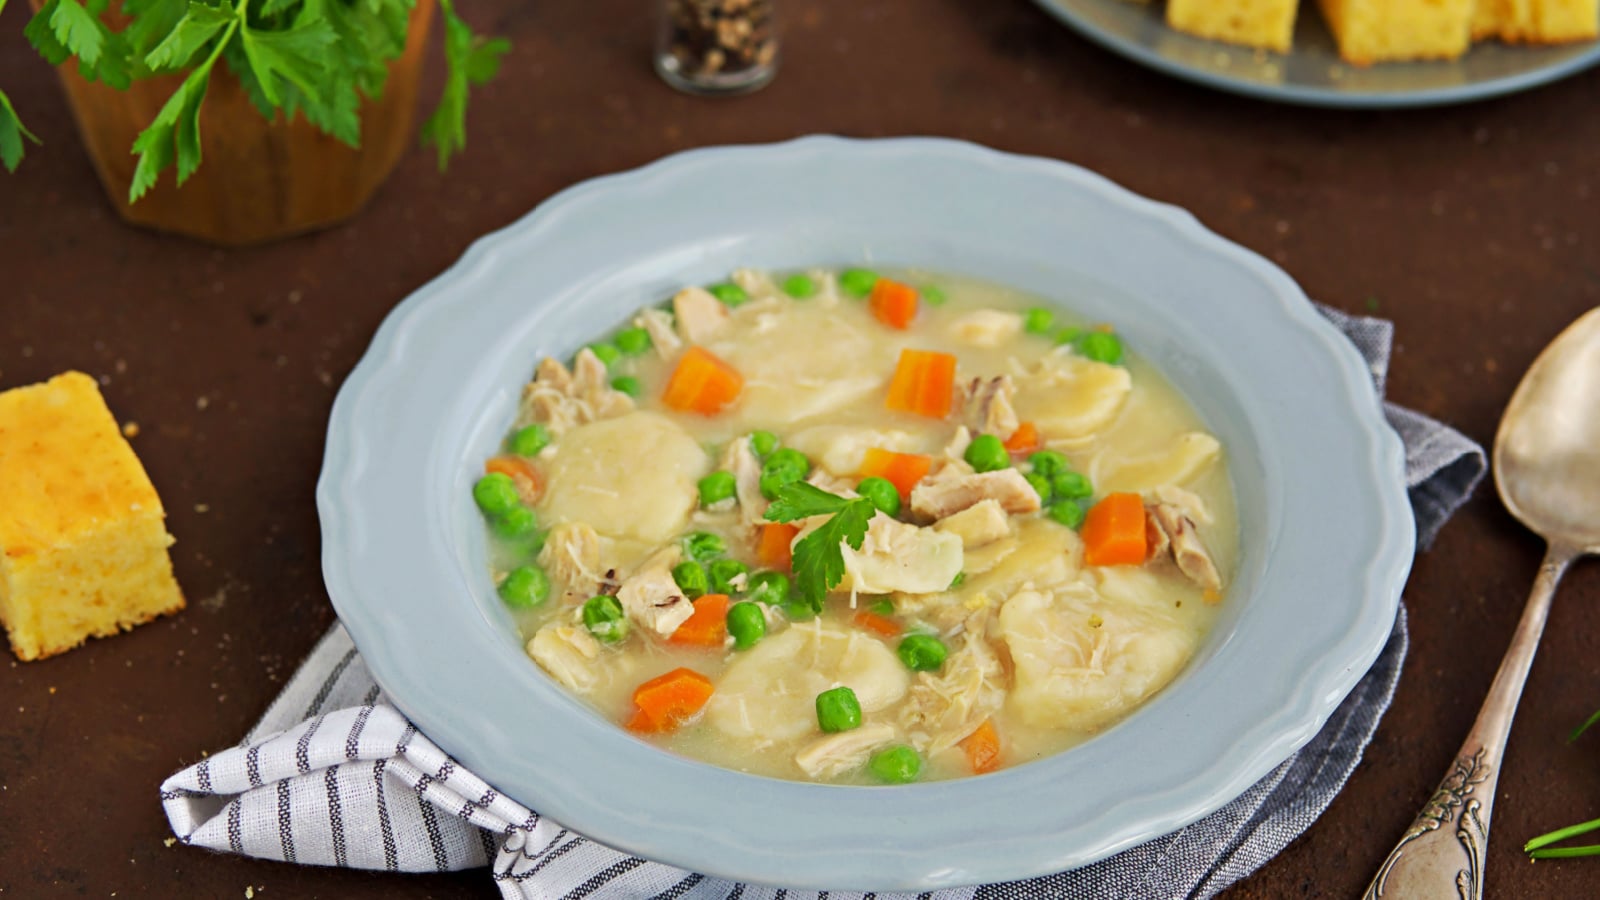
top-left (161, 308), bottom-right (1485, 899)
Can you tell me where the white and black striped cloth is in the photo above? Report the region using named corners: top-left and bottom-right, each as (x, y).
top-left (161, 309), bottom-right (1485, 899)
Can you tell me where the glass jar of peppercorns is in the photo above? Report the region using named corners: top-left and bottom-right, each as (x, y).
top-left (655, 0), bottom-right (779, 95)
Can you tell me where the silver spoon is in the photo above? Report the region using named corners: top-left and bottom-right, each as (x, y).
top-left (1363, 307), bottom-right (1600, 899)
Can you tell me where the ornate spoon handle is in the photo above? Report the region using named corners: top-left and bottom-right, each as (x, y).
top-left (1363, 544), bottom-right (1573, 900)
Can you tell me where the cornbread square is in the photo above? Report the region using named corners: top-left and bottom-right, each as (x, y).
top-left (1166, 0), bottom-right (1300, 53)
top-left (1473, 0), bottom-right (1599, 43)
top-left (0, 372), bottom-right (184, 660)
top-left (1317, 0), bottom-right (1475, 64)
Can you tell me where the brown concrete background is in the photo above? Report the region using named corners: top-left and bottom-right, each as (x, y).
top-left (2, 0), bottom-right (1598, 896)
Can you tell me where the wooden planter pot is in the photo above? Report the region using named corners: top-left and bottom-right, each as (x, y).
top-left (38, 0), bottom-right (435, 245)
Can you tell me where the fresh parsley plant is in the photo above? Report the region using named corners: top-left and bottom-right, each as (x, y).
top-left (1, 0), bottom-right (506, 196)
top-left (763, 482), bottom-right (877, 611)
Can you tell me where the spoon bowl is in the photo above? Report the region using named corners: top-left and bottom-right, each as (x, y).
top-left (1366, 306), bottom-right (1600, 899)
top-left (1495, 307), bottom-right (1600, 551)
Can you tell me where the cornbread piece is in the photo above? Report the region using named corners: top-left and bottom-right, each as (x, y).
top-left (1473, 0), bottom-right (1599, 43)
top-left (1166, 0), bottom-right (1300, 53)
top-left (1318, 0), bottom-right (1475, 64)
top-left (0, 372), bottom-right (184, 660)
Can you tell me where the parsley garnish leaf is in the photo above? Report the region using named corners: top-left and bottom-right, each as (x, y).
top-left (766, 484), bottom-right (876, 609)
top-left (48, 0), bottom-right (104, 67)
top-left (420, 0), bottom-right (507, 170)
top-left (0, 90), bottom-right (41, 174)
top-left (764, 482), bottom-right (853, 523)
top-left (143, 2), bottom-right (232, 72)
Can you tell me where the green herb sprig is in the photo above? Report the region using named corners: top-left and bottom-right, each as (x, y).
top-left (763, 483), bottom-right (876, 610)
top-left (4, 0), bottom-right (506, 193)
top-left (1525, 707), bottom-right (1600, 859)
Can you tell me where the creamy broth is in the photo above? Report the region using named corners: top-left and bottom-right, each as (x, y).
top-left (477, 268), bottom-right (1236, 784)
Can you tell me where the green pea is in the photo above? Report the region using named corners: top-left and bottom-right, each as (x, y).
top-left (1028, 450), bottom-right (1069, 477)
top-left (781, 274), bottom-right (818, 299)
top-left (726, 601), bottom-right (767, 650)
top-left (855, 477), bottom-right (901, 517)
top-left (610, 376), bottom-right (642, 398)
top-left (672, 561), bottom-right (708, 599)
top-left (497, 566), bottom-right (550, 609)
top-left (749, 430), bottom-right (780, 458)
top-left (492, 506), bottom-right (538, 540)
top-left (581, 595), bottom-right (627, 643)
top-left (1025, 472), bottom-right (1053, 504)
top-left (1023, 307), bottom-right (1055, 335)
top-left (868, 745), bottom-right (922, 784)
top-left (698, 471), bottom-right (736, 507)
top-left (615, 326), bottom-right (652, 356)
top-left (747, 571), bottom-right (791, 605)
top-left (709, 558), bottom-right (749, 595)
top-left (1048, 500), bottom-right (1086, 529)
top-left (683, 531), bottom-right (725, 562)
top-left (507, 424), bottom-right (551, 457)
top-left (708, 282), bottom-right (749, 307)
top-left (920, 284), bottom-right (948, 306)
top-left (586, 342), bottom-right (622, 368)
top-left (472, 473), bottom-right (521, 518)
top-left (1077, 331), bottom-right (1124, 365)
top-left (1052, 470), bottom-right (1093, 500)
top-left (963, 434), bottom-right (1010, 473)
top-left (1054, 326), bottom-right (1083, 346)
top-left (839, 268), bottom-right (879, 298)
top-left (867, 598), bottom-right (894, 616)
top-left (815, 686), bottom-right (862, 733)
top-left (764, 447), bottom-right (810, 476)
top-left (897, 633), bottom-right (948, 672)
top-left (759, 448), bottom-right (811, 499)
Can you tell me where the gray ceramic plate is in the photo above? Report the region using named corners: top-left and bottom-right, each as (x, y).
top-left (318, 136), bottom-right (1415, 890)
top-left (1035, 0), bottom-right (1600, 108)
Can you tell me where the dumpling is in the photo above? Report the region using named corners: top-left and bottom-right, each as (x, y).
top-left (707, 623), bottom-right (910, 741)
top-left (999, 587), bottom-right (1195, 732)
top-left (715, 305), bottom-right (894, 429)
top-left (1093, 432), bottom-right (1221, 495)
top-left (786, 425), bottom-right (931, 477)
top-left (1012, 353), bottom-right (1132, 439)
top-left (539, 411), bottom-right (708, 544)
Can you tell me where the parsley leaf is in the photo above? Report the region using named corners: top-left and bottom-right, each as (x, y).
top-left (24, 0), bottom-right (73, 66)
top-left (128, 13), bottom-right (235, 201)
top-left (143, 2), bottom-right (232, 72)
top-left (420, 0), bottom-right (507, 170)
top-left (48, 0), bottom-right (103, 67)
top-left (0, 89), bottom-right (42, 174)
top-left (764, 482), bottom-right (853, 523)
top-left (766, 484), bottom-right (876, 609)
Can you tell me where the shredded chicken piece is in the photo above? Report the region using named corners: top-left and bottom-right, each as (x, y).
top-left (942, 425), bottom-right (973, 462)
top-left (793, 723), bottom-right (898, 779)
top-left (719, 436), bottom-right (768, 527)
top-left (1154, 485), bottom-right (1213, 525)
top-left (948, 310), bottom-right (1023, 348)
top-left (636, 308), bottom-right (682, 359)
top-left (672, 286), bottom-right (730, 343)
top-left (1144, 507), bottom-right (1170, 562)
top-left (900, 630), bottom-right (1006, 754)
top-left (933, 499), bottom-right (1012, 549)
top-left (615, 545), bottom-right (694, 636)
top-left (911, 468), bottom-right (1042, 520)
top-left (516, 349), bottom-right (635, 436)
top-left (805, 468), bottom-right (856, 495)
top-left (527, 624), bottom-right (603, 693)
top-left (538, 522), bottom-right (605, 603)
top-left (959, 375), bottom-right (1020, 438)
top-left (731, 267), bottom-right (780, 301)
top-left (1148, 503), bottom-right (1222, 593)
